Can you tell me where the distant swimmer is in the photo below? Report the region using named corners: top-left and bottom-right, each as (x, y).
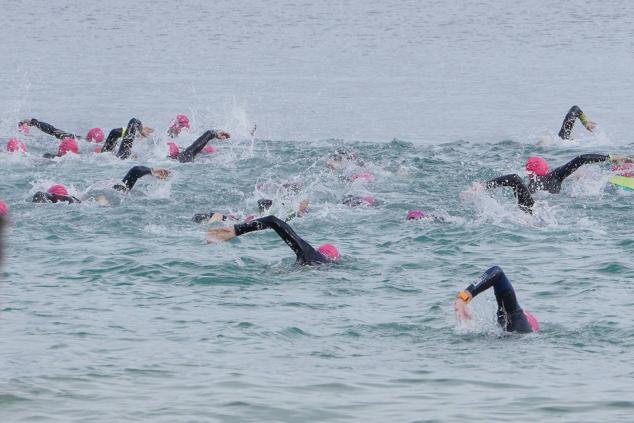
top-left (167, 114), bottom-right (191, 138)
top-left (342, 195), bottom-right (376, 207)
top-left (558, 105), bottom-right (596, 140)
top-left (406, 209), bottom-right (445, 223)
top-left (206, 215), bottom-right (340, 265)
top-left (167, 129), bottom-right (230, 163)
top-left (192, 198), bottom-right (309, 224)
top-left (454, 266), bottom-right (539, 334)
top-left (484, 154), bottom-right (632, 212)
top-left (6, 137), bottom-right (27, 153)
top-left (326, 149), bottom-right (365, 169)
top-left (31, 166), bottom-right (171, 203)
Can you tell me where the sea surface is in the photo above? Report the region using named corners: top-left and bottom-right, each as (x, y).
top-left (1, 1), bottom-right (633, 422)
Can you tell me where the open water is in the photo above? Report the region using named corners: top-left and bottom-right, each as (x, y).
top-left (1, 1), bottom-right (633, 421)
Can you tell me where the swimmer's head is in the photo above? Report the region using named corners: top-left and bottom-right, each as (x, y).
top-left (258, 198), bottom-right (273, 212)
top-left (86, 128), bottom-right (105, 143)
top-left (317, 243), bottom-right (340, 261)
top-left (351, 172), bottom-right (374, 182)
top-left (18, 122), bottom-right (29, 134)
top-left (167, 142), bottom-right (180, 159)
top-left (48, 184), bottom-right (69, 197)
top-left (523, 310), bottom-right (540, 332)
top-left (526, 156), bottom-right (549, 176)
top-left (0, 200), bottom-right (8, 217)
top-left (58, 138), bottom-right (79, 156)
top-left (175, 114), bottom-right (190, 129)
top-left (407, 210), bottom-right (427, 220)
top-left (7, 137), bottom-right (27, 152)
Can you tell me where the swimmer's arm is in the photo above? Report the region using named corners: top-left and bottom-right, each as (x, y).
top-left (454, 267), bottom-right (502, 321)
top-left (21, 118), bottom-right (69, 140)
top-left (484, 174), bottom-right (534, 213)
top-left (49, 193), bottom-right (81, 204)
top-left (101, 128), bottom-right (124, 152)
top-left (119, 166), bottom-right (170, 191)
top-left (552, 154), bottom-right (609, 181)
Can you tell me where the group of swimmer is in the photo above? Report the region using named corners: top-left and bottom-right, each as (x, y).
top-left (1, 105), bottom-right (632, 336)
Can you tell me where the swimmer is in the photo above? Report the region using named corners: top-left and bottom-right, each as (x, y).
top-left (192, 198), bottom-right (309, 224)
top-left (484, 153), bottom-right (632, 212)
top-left (206, 215), bottom-right (340, 265)
top-left (19, 118), bottom-right (86, 141)
top-left (42, 137), bottom-right (79, 158)
top-left (558, 105), bottom-right (596, 140)
top-left (167, 114), bottom-right (190, 138)
top-left (454, 266), bottom-right (539, 334)
top-left (6, 137), bottom-right (27, 152)
top-left (31, 166), bottom-right (170, 204)
top-left (167, 129), bottom-right (230, 163)
top-left (32, 184), bottom-right (81, 203)
top-left (342, 195), bottom-right (376, 207)
top-left (326, 149), bottom-right (365, 169)
top-left (114, 118), bottom-right (154, 159)
top-left (406, 209), bottom-right (445, 223)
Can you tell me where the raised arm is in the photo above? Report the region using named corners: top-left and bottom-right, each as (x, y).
top-left (113, 166), bottom-right (170, 191)
top-left (21, 118), bottom-right (77, 140)
top-left (558, 105), bottom-right (596, 140)
top-left (101, 127), bottom-right (124, 153)
top-left (485, 174), bottom-right (535, 213)
top-left (550, 154), bottom-right (609, 182)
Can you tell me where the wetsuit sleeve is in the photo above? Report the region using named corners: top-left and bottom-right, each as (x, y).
top-left (177, 130), bottom-right (218, 163)
top-left (101, 128), bottom-right (124, 152)
top-left (558, 105), bottom-right (588, 140)
top-left (50, 193), bottom-right (81, 203)
top-left (485, 174), bottom-right (534, 213)
top-left (29, 118), bottom-right (76, 140)
top-left (233, 215), bottom-right (318, 263)
top-left (550, 154), bottom-right (609, 182)
top-left (117, 166), bottom-right (152, 191)
top-left (116, 118), bottom-right (142, 159)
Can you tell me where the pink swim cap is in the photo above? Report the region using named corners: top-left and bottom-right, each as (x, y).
top-left (7, 137), bottom-right (27, 152)
top-left (524, 310), bottom-right (540, 332)
top-left (86, 127), bottom-right (105, 143)
top-left (58, 137), bottom-right (79, 156)
top-left (351, 172), bottom-right (374, 182)
top-left (18, 122), bottom-right (30, 134)
top-left (48, 184), bottom-right (69, 197)
top-left (407, 210), bottom-right (427, 220)
top-left (526, 156), bottom-right (549, 176)
top-left (317, 243), bottom-right (340, 261)
top-left (167, 142), bottom-right (180, 159)
top-left (175, 114), bottom-right (190, 128)
top-left (0, 200), bottom-right (8, 216)
top-left (203, 145), bottom-right (217, 154)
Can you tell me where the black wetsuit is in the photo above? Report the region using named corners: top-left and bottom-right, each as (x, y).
top-left (32, 192), bottom-right (81, 204)
top-left (233, 215), bottom-right (330, 265)
top-left (113, 166), bottom-right (153, 191)
top-left (116, 118), bottom-right (143, 159)
top-left (100, 127), bottom-right (126, 153)
top-left (486, 154), bottom-right (609, 212)
top-left (558, 105), bottom-right (590, 140)
top-left (464, 266), bottom-right (533, 333)
top-left (25, 118), bottom-right (79, 140)
top-left (175, 130), bottom-right (220, 163)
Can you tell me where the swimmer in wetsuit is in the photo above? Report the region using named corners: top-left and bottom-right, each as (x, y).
top-left (113, 118), bottom-right (154, 159)
top-left (31, 166), bottom-right (170, 204)
top-left (454, 266), bottom-right (539, 334)
top-left (206, 215), bottom-right (340, 265)
top-left (558, 105), bottom-right (596, 140)
top-left (484, 154), bottom-right (632, 212)
top-left (167, 114), bottom-right (190, 138)
top-left (167, 129), bottom-right (230, 163)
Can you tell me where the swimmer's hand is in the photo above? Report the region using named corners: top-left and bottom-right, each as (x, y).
top-left (583, 120), bottom-right (597, 132)
top-left (609, 154), bottom-right (633, 164)
top-left (298, 199), bottom-right (309, 215)
top-left (141, 125), bottom-right (154, 137)
top-left (206, 226), bottom-right (237, 243)
top-left (216, 130), bottom-right (231, 140)
top-left (151, 168), bottom-right (171, 179)
top-left (454, 298), bottom-right (473, 322)
top-left (209, 212), bottom-right (224, 222)
top-left (19, 118), bottom-right (33, 126)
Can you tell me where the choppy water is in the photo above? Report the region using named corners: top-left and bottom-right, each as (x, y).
top-left (2, 1), bottom-right (634, 422)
